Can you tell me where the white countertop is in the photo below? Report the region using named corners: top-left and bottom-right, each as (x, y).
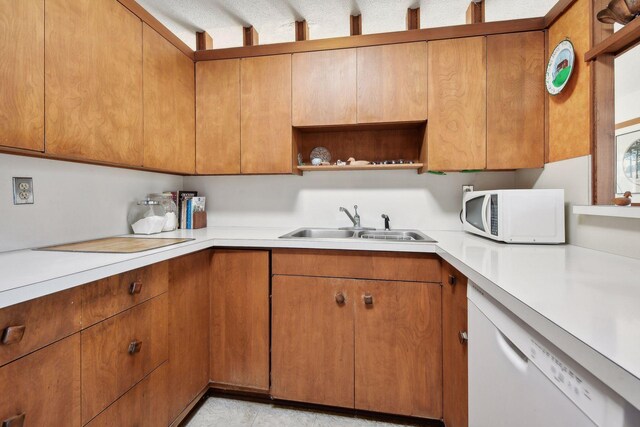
top-left (1, 227), bottom-right (639, 409)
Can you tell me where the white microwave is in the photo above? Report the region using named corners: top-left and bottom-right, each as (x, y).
top-left (462, 189), bottom-right (565, 244)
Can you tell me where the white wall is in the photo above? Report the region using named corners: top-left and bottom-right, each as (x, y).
top-left (516, 155), bottom-right (640, 260)
top-left (0, 154), bottom-right (183, 253)
top-left (185, 170), bottom-right (516, 231)
top-left (615, 45), bottom-right (640, 123)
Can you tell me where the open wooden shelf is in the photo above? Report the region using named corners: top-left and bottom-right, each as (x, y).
top-left (585, 17), bottom-right (640, 61)
top-left (297, 163), bottom-right (424, 172)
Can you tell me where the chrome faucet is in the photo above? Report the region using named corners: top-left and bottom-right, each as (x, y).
top-left (340, 205), bottom-right (361, 228)
top-left (381, 214), bottom-right (391, 231)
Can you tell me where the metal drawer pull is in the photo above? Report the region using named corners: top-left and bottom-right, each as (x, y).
top-left (448, 275), bottom-right (457, 286)
top-left (459, 331), bottom-right (468, 344)
top-left (1, 325), bottom-right (26, 345)
top-left (335, 292), bottom-right (346, 305)
top-left (363, 294), bottom-right (373, 306)
top-left (129, 281), bottom-right (143, 295)
top-left (128, 340), bottom-right (143, 355)
top-left (2, 413), bottom-right (26, 427)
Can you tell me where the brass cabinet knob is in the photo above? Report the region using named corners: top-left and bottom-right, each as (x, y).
top-left (2, 413), bottom-right (25, 427)
top-left (448, 275), bottom-right (457, 286)
top-left (129, 281), bottom-right (143, 295)
top-left (1, 325), bottom-right (26, 345)
top-left (363, 294), bottom-right (373, 306)
top-left (128, 340), bottom-right (143, 355)
top-left (335, 292), bottom-right (346, 304)
top-left (459, 331), bottom-right (468, 344)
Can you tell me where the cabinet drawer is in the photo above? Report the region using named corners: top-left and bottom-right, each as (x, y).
top-left (82, 261), bottom-right (169, 327)
top-left (0, 287), bottom-right (81, 366)
top-left (272, 249), bottom-right (441, 282)
top-left (81, 294), bottom-right (168, 424)
top-left (0, 334), bottom-right (81, 427)
top-left (85, 363), bottom-right (168, 427)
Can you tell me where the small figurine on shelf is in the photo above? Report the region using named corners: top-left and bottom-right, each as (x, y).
top-left (613, 191), bottom-right (633, 206)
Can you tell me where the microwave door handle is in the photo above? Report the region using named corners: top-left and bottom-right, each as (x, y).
top-left (481, 195), bottom-right (491, 233)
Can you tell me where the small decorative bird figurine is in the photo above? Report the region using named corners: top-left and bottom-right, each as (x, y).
top-left (613, 191), bottom-right (633, 206)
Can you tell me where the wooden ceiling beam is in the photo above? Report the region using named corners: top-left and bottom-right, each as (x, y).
top-left (243, 26), bottom-right (259, 46)
top-left (350, 15), bottom-right (362, 36)
top-left (466, 1), bottom-right (485, 24)
top-left (296, 20), bottom-right (309, 41)
top-left (196, 31), bottom-right (213, 51)
top-left (407, 8), bottom-right (420, 30)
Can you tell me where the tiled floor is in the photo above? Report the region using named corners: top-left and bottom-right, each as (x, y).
top-left (185, 397), bottom-right (426, 427)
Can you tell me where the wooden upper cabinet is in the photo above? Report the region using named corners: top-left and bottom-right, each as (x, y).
top-left (427, 37), bottom-right (486, 171)
top-left (0, 0), bottom-right (44, 151)
top-left (357, 42), bottom-right (428, 123)
top-left (487, 32), bottom-right (544, 169)
top-left (45, 0), bottom-right (143, 166)
top-left (196, 59), bottom-right (241, 174)
top-left (143, 24), bottom-right (195, 174)
top-left (241, 55), bottom-right (292, 174)
top-left (292, 49), bottom-right (357, 126)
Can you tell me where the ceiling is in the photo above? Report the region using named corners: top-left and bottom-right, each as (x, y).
top-left (136, 0), bottom-right (559, 50)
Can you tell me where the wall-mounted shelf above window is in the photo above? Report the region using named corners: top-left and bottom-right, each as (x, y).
top-left (585, 18), bottom-right (640, 61)
top-left (297, 163), bottom-right (424, 173)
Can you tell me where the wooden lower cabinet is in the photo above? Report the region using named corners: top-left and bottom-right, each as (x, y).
top-left (272, 275), bottom-right (443, 418)
top-left (442, 262), bottom-right (469, 427)
top-left (0, 334), bottom-right (81, 427)
top-left (210, 250), bottom-right (270, 391)
top-left (271, 275), bottom-right (355, 408)
top-left (168, 251), bottom-right (211, 423)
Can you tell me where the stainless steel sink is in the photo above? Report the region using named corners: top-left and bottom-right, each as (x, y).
top-left (279, 228), bottom-right (436, 242)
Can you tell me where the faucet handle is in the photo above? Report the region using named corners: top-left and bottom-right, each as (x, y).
top-left (354, 205), bottom-right (359, 215)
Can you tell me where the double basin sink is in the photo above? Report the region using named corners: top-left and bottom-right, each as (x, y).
top-left (279, 228), bottom-right (436, 242)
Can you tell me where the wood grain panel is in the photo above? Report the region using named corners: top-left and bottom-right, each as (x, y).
top-left (143, 24), bottom-right (195, 174)
top-left (81, 294), bottom-right (168, 423)
top-left (0, 334), bottom-right (81, 427)
top-left (196, 59), bottom-right (241, 174)
top-left (292, 49), bottom-right (357, 126)
top-left (427, 37), bottom-right (486, 171)
top-left (82, 261), bottom-right (169, 327)
top-left (211, 250), bottom-right (270, 391)
top-left (487, 32), bottom-right (545, 169)
top-left (299, 127), bottom-right (423, 164)
top-left (168, 251), bottom-right (211, 422)
top-left (355, 280), bottom-right (442, 418)
top-left (357, 42), bottom-right (428, 123)
top-left (272, 249), bottom-right (441, 283)
top-left (45, 0), bottom-right (143, 166)
top-left (0, 0), bottom-right (44, 151)
top-left (442, 262), bottom-right (469, 427)
top-left (0, 287), bottom-right (81, 367)
top-left (548, 0), bottom-right (591, 162)
top-left (240, 55), bottom-right (292, 174)
top-left (86, 363), bottom-right (169, 427)
top-left (271, 275), bottom-right (355, 408)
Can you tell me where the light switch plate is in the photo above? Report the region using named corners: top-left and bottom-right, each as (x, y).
top-left (13, 177), bottom-right (34, 205)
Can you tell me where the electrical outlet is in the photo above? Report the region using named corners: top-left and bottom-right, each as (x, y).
top-left (462, 185), bottom-right (474, 195)
top-left (13, 177), bottom-right (34, 205)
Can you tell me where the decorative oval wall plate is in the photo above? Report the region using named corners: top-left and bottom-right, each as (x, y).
top-left (546, 39), bottom-right (575, 96)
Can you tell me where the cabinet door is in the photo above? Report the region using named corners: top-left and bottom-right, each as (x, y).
top-left (143, 24), bottom-right (195, 174)
top-left (354, 280), bottom-right (442, 419)
top-left (0, 0), bottom-right (44, 151)
top-left (0, 334), bottom-right (81, 427)
top-left (272, 275), bottom-right (355, 408)
top-left (357, 42), bottom-right (428, 123)
top-left (45, 0), bottom-right (143, 166)
top-left (211, 250), bottom-right (269, 390)
top-left (292, 49), bottom-right (357, 126)
top-left (442, 263), bottom-right (469, 427)
top-left (241, 55), bottom-right (292, 174)
top-left (427, 37), bottom-right (486, 171)
top-left (168, 251), bottom-right (211, 422)
top-left (487, 32), bottom-right (544, 169)
top-left (196, 59), bottom-right (241, 174)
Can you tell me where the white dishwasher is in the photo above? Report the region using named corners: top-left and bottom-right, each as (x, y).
top-left (467, 282), bottom-right (640, 427)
